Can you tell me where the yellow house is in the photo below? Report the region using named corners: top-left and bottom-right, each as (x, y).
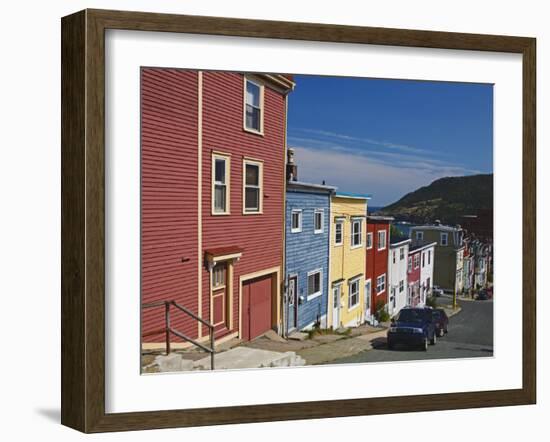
top-left (328, 193), bottom-right (369, 328)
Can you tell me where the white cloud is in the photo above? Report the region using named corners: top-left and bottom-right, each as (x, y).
top-left (291, 145), bottom-right (479, 206)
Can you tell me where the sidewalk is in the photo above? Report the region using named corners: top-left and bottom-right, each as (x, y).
top-left (243, 324), bottom-right (388, 366)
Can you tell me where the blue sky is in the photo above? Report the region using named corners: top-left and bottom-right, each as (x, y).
top-left (287, 75), bottom-right (493, 206)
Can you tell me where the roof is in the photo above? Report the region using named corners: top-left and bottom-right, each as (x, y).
top-left (287, 180), bottom-right (336, 193)
top-left (411, 224), bottom-right (463, 233)
top-left (367, 215), bottom-right (394, 222)
top-left (409, 242), bottom-right (438, 253)
top-left (334, 191), bottom-right (372, 200)
top-left (390, 237), bottom-right (412, 247)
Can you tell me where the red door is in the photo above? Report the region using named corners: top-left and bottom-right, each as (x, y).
top-left (242, 274), bottom-right (273, 341)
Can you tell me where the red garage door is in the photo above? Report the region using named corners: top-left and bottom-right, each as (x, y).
top-left (242, 274), bottom-right (273, 341)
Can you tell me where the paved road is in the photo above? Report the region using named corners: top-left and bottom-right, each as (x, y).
top-left (332, 297), bottom-right (493, 364)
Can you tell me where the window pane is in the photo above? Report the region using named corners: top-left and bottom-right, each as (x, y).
top-left (245, 188), bottom-right (259, 210)
top-left (214, 185), bottom-right (226, 211)
top-left (315, 273), bottom-right (320, 292)
top-left (215, 159), bottom-right (225, 183)
top-left (246, 81), bottom-right (260, 107)
top-left (315, 212), bottom-right (322, 230)
top-left (246, 105), bottom-right (260, 131)
top-left (245, 164), bottom-right (259, 186)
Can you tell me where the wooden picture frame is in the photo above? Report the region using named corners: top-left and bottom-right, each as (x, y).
top-left (61, 9), bottom-right (536, 433)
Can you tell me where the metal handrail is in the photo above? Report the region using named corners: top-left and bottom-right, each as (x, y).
top-left (142, 300), bottom-right (215, 370)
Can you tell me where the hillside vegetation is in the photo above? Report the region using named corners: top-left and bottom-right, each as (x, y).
top-left (378, 174), bottom-right (493, 225)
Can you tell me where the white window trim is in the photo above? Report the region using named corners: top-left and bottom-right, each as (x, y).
top-left (347, 277), bottom-right (361, 311)
top-left (334, 220), bottom-right (344, 246)
top-left (408, 256), bottom-right (412, 272)
top-left (441, 232), bottom-right (449, 246)
top-left (400, 247), bottom-right (405, 260)
top-left (376, 273), bottom-right (386, 295)
top-left (351, 219), bottom-right (363, 249)
top-left (307, 268), bottom-right (323, 301)
top-left (377, 230), bottom-right (387, 251)
top-left (414, 254), bottom-right (420, 269)
top-left (243, 77), bottom-right (265, 136)
top-left (314, 209), bottom-right (324, 234)
top-left (291, 209), bottom-right (302, 233)
top-left (242, 158), bottom-right (263, 215)
top-left (211, 152), bottom-right (231, 215)
top-left (416, 231), bottom-right (424, 241)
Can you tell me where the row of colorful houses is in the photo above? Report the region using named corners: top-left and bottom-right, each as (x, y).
top-left (140, 70), bottom-right (490, 350)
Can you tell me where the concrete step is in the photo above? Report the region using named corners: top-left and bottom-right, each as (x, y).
top-left (287, 331), bottom-right (309, 341)
top-left (193, 346), bottom-right (306, 370)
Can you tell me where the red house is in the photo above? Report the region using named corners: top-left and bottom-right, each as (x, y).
top-left (365, 216), bottom-right (393, 322)
top-left (407, 246), bottom-right (422, 307)
top-left (141, 69), bottom-right (295, 350)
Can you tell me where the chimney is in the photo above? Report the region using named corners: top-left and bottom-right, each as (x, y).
top-left (286, 148), bottom-right (298, 181)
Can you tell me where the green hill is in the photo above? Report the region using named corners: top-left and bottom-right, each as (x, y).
top-left (378, 174), bottom-right (493, 225)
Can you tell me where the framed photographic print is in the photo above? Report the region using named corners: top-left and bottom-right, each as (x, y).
top-left (61, 9), bottom-right (536, 433)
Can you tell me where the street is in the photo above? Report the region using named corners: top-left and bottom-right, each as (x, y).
top-left (331, 297), bottom-right (493, 364)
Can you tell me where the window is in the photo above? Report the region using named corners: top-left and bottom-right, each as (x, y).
top-left (212, 154), bottom-right (230, 214)
top-left (440, 232), bottom-right (449, 246)
top-left (414, 254), bottom-right (420, 269)
top-left (399, 280), bottom-right (404, 292)
top-left (314, 209), bottom-right (324, 233)
top-left (428, 250), bottom-right (431, 264)
top-left (400, 247), bottom-right (405, 260)
top-left (212, 262), bottom-right (227, 288)
top-left (243, 160), bottom-right (262, 213)
top-left (377, 230), bottom-right (387, 250)
top-left (408, 256), bottom-right (412, 272)
top-left (376, 274), bottom-right (386, 294)
top-left (392, 251), bottom-right (396, 264)
top-left (366, 232), bottom-right (373, 249)
top-left (244, 79), bottom-right (263, 133)
top-left (291, 210), bottom-right (302, 233)
top-left (422, 252), bottom-right (425, 268)
top-left (351, 219), bottom-right (362, 248)
top-left (416, 231), bottom-right (424, 241)
top-left (335, 221), bottom-right (343, 245)
top-left (348, 278), bottom-right (360, 309)
top-left (307, 269), bottom-right (322, 299)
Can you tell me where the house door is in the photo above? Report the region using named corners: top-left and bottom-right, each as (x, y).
top-left (211, 261), bottom-right (229, 333)
top-left (287, 276), bottom-right (298, 332)
top-left (364, 279), bottom-right (372, 321)
top-left (332, 285), bottom-right (341, 329)
top-left (242, 274), bottom-right (273, 341)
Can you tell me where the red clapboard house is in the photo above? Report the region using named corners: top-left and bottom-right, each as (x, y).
top-left (141, 69), bottom-right (295, 350)
top-left (407, 246), bottom-right (422, 307)
top-left (365, 216), bottom-right (393, 323)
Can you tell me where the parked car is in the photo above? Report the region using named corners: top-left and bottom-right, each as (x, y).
top-left (432, 286), bottom-right (445, 297)
top-left (476, 290), bottom-right (489, 301)
top-left (387, 307), bottom-right (437, 351)
top-left (432, 308), bottom-right (449, 337)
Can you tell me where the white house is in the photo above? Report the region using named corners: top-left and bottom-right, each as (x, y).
top-left (418, 242), bottom-right (437, 305)
top-left (387, 237), bottom-right (411, 317)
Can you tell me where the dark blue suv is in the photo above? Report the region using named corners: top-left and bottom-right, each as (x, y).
top-left (387, 307), bottom-right (437, 351)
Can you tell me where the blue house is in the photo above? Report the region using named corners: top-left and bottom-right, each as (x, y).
top-left (285, 180), bottom-right (335, 334)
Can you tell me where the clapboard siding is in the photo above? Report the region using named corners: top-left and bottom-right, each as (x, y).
top-left (141, 69), bottom-right (289, 344)
top-left (366, 221), bottom-right (390, 312)
top-left (141, 68), bottom-right (199, 342)
top-left (201, 72), bottom-right (286, 337)
top-left (285, 188), bottom-right (331, 330)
